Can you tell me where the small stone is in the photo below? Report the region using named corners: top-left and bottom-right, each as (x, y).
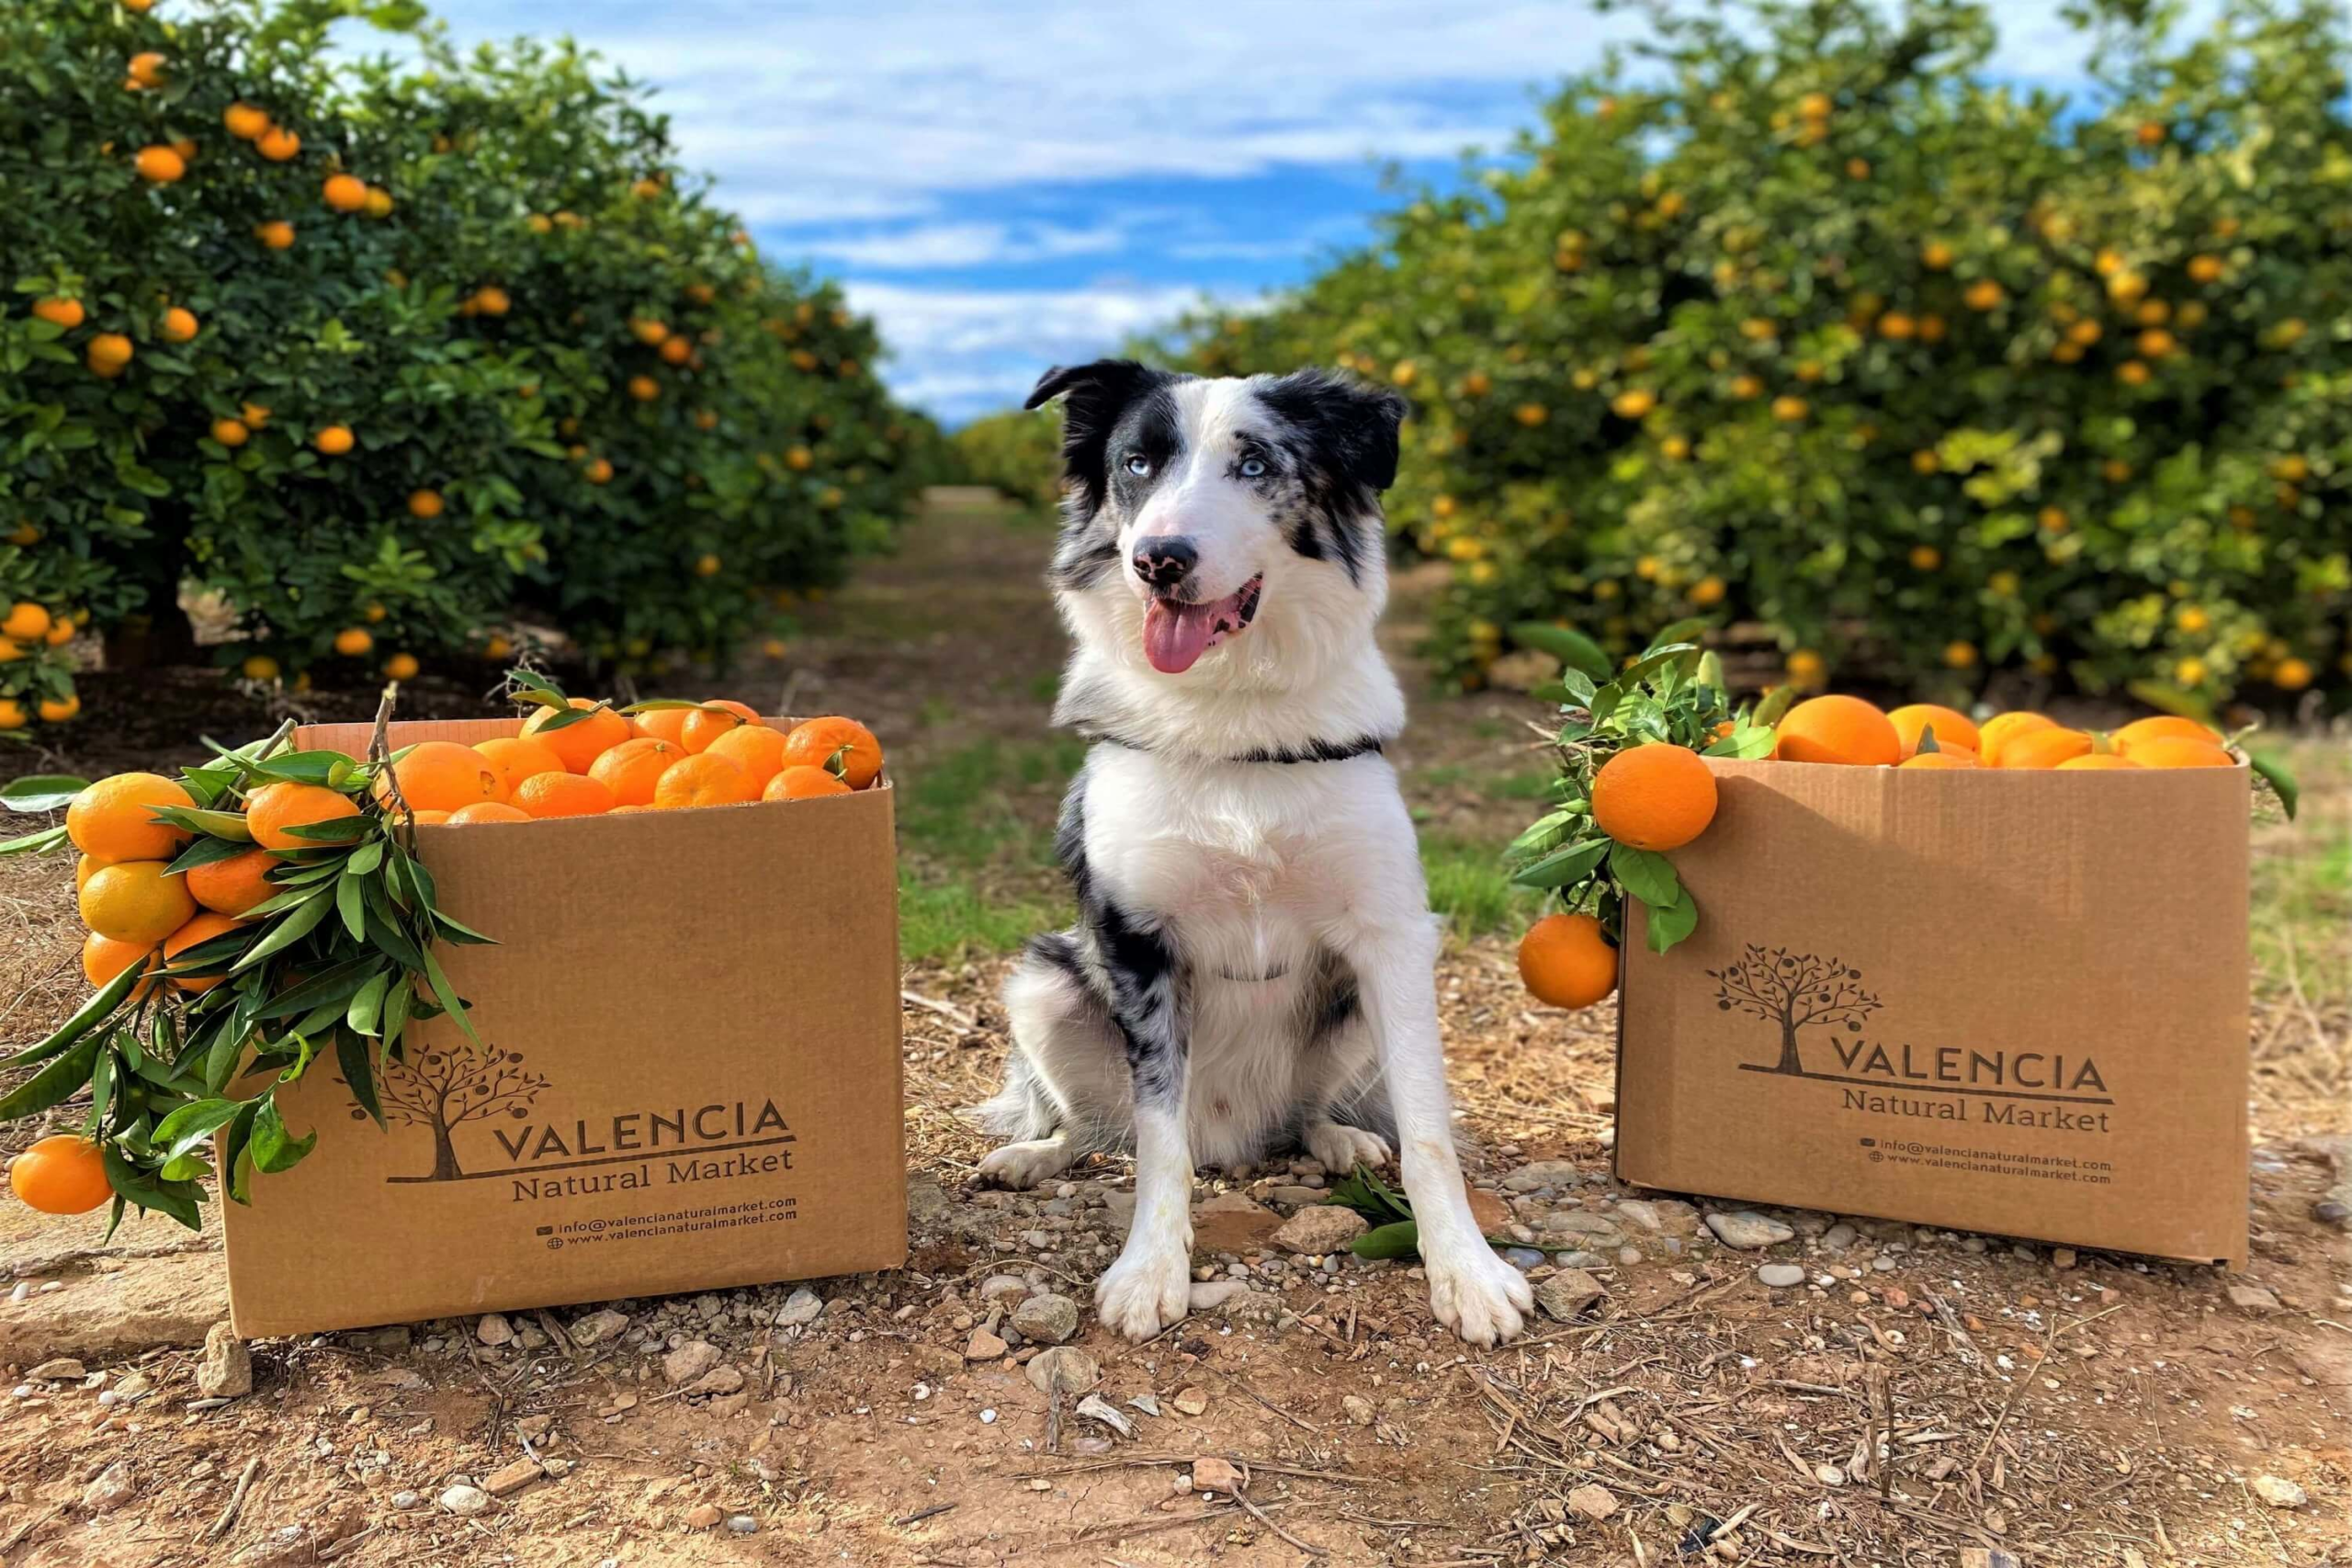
top-left (662, 1340), bottom-right (723, 1386)
top-left (483, 1459), bottom-right (543, 1496)
top-left (81, 1461), bottom-right (135, 1513)
top-left (978, 1275), bottom-right (1030, 1301)
top-left (1129, 1393), bottom-right (1162, 1416)
top-left (2052, 1247), bottom-right (2077, 1269)
top-left (543, 1458), bottom-right (573, 1478)
top-left (27, 1358), bottom-right (84, 1382)
top-left (776, 1287), bottom-right (824, 1327)
top-left (965, 1328), bottom-right (1008, 1361)
top-left (1191, 1191), bottom-right (1282, 1253)
top-left (1758, 1264), bottom-right (1806, 1289)
top-left (1011, 1292), bottom-right (1080, 1345)
top-left (1076, 1393), bottom-right (1135, 1438)
top-left (1501, 1159), bottom-right (1581, 1192)
top-left (1024, 1347), bottom-right (1100, 1396)
top-left (684, 1503), bottom-right (724, 1529)
top-left (2226, 1282), bottom-right (2280, 1314)
top-left (475, 1313), bottom-right (514, 1347)
top-left (1822, 1223), bottom-right (1858, 1251)
top-left (687, 1364), bottom-right (746, 1396)
top-left (1503, 1247), bottom-right (1546, 1271)
top-left (1465, 1189), bottom-right (1510, 1233)
top-left (438, 1484), bottom-right (491, 1517)
top-left (1534, 1268), bottom-right (1605, 1322)
top-left (1269, 1205), bottom-right (1369, 1256)
top-left (1171, 1386), bottom-right (1208, 1416)
top-left (1566, 1482), bottom-right (1618, 1520)
top-left (1191, 1456), bottom-right (1244, 1495)
top-left (196, 1323), bottom-right (252, 1399)
top-left (2250, 1474), bottom-right (2306, 1508)
top-left (568, 1309), bottom-right (629, 1347)
top-left (1187, 1280), bottom-right (1249, 1312)
top-left (390, 1491), bottom-right (423, 1511)
top-left (1342, 1394), bottom-right (1375, 1427)
top-left (726, 1514), bottom-right (758, 1534)
top-left (1706, 1211), bottom-right (1795, 1249)
top-left (1815, 1462), bottom-right (1848, 1486)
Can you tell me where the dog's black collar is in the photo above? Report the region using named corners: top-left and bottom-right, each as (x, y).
top-left (1089, 729), bottom-right (1388, 765)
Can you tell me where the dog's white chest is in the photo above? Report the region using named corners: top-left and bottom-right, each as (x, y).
top-left (1083, 749), bottom-right (1358, 929)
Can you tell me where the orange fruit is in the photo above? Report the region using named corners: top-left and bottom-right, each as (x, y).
top-left (82, 931), bottom-right (159, 998)
top-left (651, 754), bottom-right (756, 810)
top-left (779, 716), bottom-right (883, 787)
top-left (134, 145), bottom-right (186, 182)
top-left (628, 375), bottom-right (661, 401)
top-left (240, 654), bottom-right (279, 681)
top-left (587, 737), bottom-right (684, 806)
top-left (2056, 754), bottom-right (2143, 771)
top-left (75, 853), bottom-right (114, 891)
top-left (2129, 738), bottom-right (2235, 769)
top-left (407, 809), bottom-right (452, 825)
top-left (513, 772), bottom-right (616, 819)
top-left (313, 424), bottom-right (354, 456)
top-left (32, 297), bottom-right (85, 330)
top-left (384, 652), bottom-right (419, 682)
top-left (10, 1135), bottom-right (113, 1215)
top-left (211, 417), bottom-right (250, 447)
top-left (447, 801), bottom-right (532, 824)
top-left (408, 489), bottom-right (444, 519)
top-left (224, 103), bottom-right (270, 140)
top-left (472, 736), bottom-right (565, 795)
top-left (163, 911), bottom-right (246, 993)
top-left (377, 739), bottom-right (504, 812)
top-left (3, 602), bottom-right (51, 642)
top-left (1996, 728), bottom-right (2096, 770)
top-left (1976, 712), bottom-right (2057, 766)
top-left (2112, 716), bottom-right (2219, 755)
top-left (67, 773), bottom-right (195, 862)
top-left (583, 457), bottom-right (614, 484)
top-left (254, 220), bottom-right (295, 250)
top-left (631, 706), bottom-right (692, 748)
top-left (1517, 913), bottom-right (1618, 1009)
top-left (702, 725), bottom-right (789, 789)
top-left (1589, 744), bottom-right (1716, 852)
top-left (679, 699), bottom-right (762, 753)
top-left (80, 861), bottom-right (197, 946)
top-left (257, 127), bottom-right (300, 161)
top-left (1897, 750), bottom-right (1977, 769)
top-left (322, 173), bottom-right (368, 212)
top-left (764, 765), bottom-right (850, 801)
top-left (38, 694), bottom-right (80, 725)
top-left (243, 781), bottom-right (360, 851)
top-left (186, 848), bottom-right (277, 916)
top-left (333, 626), bottom-right (372, 656)
top-left (520, 697), bottom-right (630, 772)
top-left (1772, 695), bottom-right (1899, 766)
top-left (364, 186), bottom-right (394, 218)
top-left (160, 307), bottom-right (198, 344)
top-left (128, 51), bottom-right (167, 88)
top-left (86, 333), bottom-right (134, 378)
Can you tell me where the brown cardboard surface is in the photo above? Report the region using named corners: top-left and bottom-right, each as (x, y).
top-left (1618, 758), bottom-right (2250, 1266)
top-left (222, 718), bottom-right (907, 1337)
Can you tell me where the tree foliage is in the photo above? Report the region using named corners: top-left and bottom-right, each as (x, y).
top-left (1, 0), bottom-right (942, 720)
top-left (1154, 0), bottom-right (2349, 710)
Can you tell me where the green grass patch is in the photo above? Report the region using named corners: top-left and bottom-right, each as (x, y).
top-left (2251, 737), bottom-right (2348, 1009)
top-left (1422, 833), bottom-right (1539, 942)
top-left (895, 732), bottom-right (1086, 962)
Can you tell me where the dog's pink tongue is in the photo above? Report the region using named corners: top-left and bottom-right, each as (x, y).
top-left (1144, 599), bottom-right (1216, 673)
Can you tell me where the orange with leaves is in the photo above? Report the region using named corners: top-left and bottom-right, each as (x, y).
top-left (779, 716), bottom-right (883, 788)
top-left (80, 862), bottom-right (197, 946)
top-left (10, 1136), bottom-right (113, 1215)
top-left (243, 782), bottom-right (360, 851)
top-left (186, 849), bottom-right (277, 917)
top-left (1517, 913), bottom-right (1618, 1009)
top-left (67, 773), bottom-right (194, 863)
top-left (679, 699), bottom-right (762, 753)
top-left (520, 698), bottom-right (630, 772)
top-left (1589, 743), bottom-right (1717, 852)
top-left (82, 931), bottom-right (160, 997)
top-left (163, 912), bottom-right (246, 994)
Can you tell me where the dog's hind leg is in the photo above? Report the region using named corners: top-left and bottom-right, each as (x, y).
top-left (973, 933), bottom-right (1128, 1190)
top-left (1295, 956), bottom-right (1395, 1174)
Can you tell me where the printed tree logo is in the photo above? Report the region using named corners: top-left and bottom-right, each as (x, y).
top-left (1709, 944), bottom-right (1883, 1076)
top-left (358, 1043), bottom-right (549, 1181)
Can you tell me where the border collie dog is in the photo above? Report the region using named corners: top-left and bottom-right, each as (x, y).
top-left (973, 359), bottom-right (1533, 1347)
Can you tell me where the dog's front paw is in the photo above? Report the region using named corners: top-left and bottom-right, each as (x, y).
top-left (1305, 1120), bottom-right (1393, 1175)
top-left (1426, 1242), bottom-right (1533, 1348)
top-left (1094, 1246), bottom-right (1193, 1341)
top-left (973, 1138), bottom-right (1069, 1190)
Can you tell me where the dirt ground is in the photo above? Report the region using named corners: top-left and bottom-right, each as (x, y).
top-left (0, 492), bottom-right (2344, 1567)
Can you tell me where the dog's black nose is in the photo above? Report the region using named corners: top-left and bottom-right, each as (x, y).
top-left (1132, 536), bottom-right (1197, 588)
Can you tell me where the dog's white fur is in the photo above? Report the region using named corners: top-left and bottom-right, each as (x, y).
top-left (978, 374), bottom-right (1532, 1347)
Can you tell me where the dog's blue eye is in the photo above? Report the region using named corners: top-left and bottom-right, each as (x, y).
top-left (1124, 454), bottom-right (1151, 477)
top-left (1239, 457), bottom-right (1268, 479)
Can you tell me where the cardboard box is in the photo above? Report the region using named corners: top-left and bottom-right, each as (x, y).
top-left (1618, 758), bottom-right (2249, 1266)
top-left (221, 717), bottom-right (907, 1337)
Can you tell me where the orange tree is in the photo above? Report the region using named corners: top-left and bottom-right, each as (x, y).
top-left (1, 0), bottom-right (933, 718)
top-left (952, 406), bottom-right (1066, 509)
top-left (1153, 0), bottom-right (2348, 711)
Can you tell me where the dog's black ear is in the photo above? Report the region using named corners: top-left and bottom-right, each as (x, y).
top-left (1025, 359), bottom-right (1170, 512)
top-left (1256, 369), bottom-right (1408, 493)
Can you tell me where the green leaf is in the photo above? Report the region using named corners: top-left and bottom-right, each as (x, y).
top-left (346, 969), bottom-right (390, 1036)
top-left (153, 1099), bottom-right (247, 1165)
top-left (2248, 752), bottom-right (2299, 821)
top-left (282, 815), bottom-right (373, 844)
top-left (336, 874), bottom-right (367, 943)
top-left (1509, 836), bottom-right (1610, 890)
top-left (418, 944), bottom-right (483, 1047)
top-left (1609, 842), bottom-right (1680, 908)
top-left (380, 975), bottom-right (413, 1054)
top-left (1751, 685), bottom-right (1800, 728)
top-left (250, 1096), bottom-right (316, 1174)
top-left (1351, 1220), bottom-right (1423, 1260)
top-left (148, 806), bottom-right (254, 841)
top-left (102, 1145), bottom-right (202, 1231)
top-left (0, 824), bottom-right (70, 857)
top-left (255, 958), bottom-right (383, 1021)
top-left (0, 1032), bottom-right (104, 1121)
top-left (0, 959), bottom-right (142, 1069)
top-left (221, 1102), bottom-right (260, 1204)
top-left (1608, 642), bottom-right (1702, 692)
top-left (1508, 622), bottom-right (1611, 680)
top-left (164, 834), bottom-right (256, 875)
top-left (337, 1031), bottom-right (384, 1126)
top-left (1645, 884), bottom-right (1700, 953)
top-left (0, 774), bottom-right (88, 813)
top-left (231, 888), bottom-right (335, 972)
top-left (1503, 808), bottom-right (1577, 860)
top-left (90, 1046), bottom-right (117, 1131)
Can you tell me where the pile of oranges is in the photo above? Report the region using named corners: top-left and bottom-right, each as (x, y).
top-left (381, 702), bottom-right (883, 826)
top-left (1769, 696), bottom-right (2239, 771)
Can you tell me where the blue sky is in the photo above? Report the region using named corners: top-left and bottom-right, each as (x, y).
top-left (406, 2), bottom-right (2204, 424)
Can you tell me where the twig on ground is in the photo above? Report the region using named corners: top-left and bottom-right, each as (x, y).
top-left (208, 1456), bottom-right (262, 1541)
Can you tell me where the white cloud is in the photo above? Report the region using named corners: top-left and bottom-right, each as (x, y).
top-left (799, 221), bottom-right (1128, 270)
